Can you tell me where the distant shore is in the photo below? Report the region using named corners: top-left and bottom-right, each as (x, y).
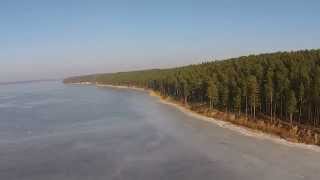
top-left (67, 81), bottom-right (320, 152)
top-left (0, 79), bottom-right (59, 86)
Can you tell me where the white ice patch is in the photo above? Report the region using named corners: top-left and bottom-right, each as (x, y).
top-left (24, 98), bottom-right (70, 107)
top-left (0, 102), bottom-right (15, 108)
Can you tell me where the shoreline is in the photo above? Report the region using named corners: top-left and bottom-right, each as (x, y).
top-left (69, 82), bottom-right (320, 152)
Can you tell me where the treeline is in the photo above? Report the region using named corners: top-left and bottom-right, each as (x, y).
top-left (64, 49), bottom-right (320, 129)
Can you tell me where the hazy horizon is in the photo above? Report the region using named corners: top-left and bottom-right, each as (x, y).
top-left (1, 0), bottom-right (320, 82)
top-left (1, 48), bottom-right (319, 84)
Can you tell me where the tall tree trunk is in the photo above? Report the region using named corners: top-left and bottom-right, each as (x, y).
top-left (314, 107), bottom-right (316, 127)
top-left (309, 104), bottom-right (312, 126)
top-left (280, 97), bottom-right (283, 120)
top-left (299, 99), bottom-right (302, 124)
top-left (274, 103), bottom-right (277, 122)
top-left (245, 96), bottom-right (248, 119)
top-left (270, 95), bottom-right (273, 122)
top-left (253, 96), bottom-right (256, 119)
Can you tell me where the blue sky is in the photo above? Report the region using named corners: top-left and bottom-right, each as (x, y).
top-left (1, 0), bottom-right (320, 82)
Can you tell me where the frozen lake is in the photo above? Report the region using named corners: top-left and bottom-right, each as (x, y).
top-left (0, 81), bottom-right (319, 180)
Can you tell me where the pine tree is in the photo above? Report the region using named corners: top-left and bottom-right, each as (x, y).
top-left (287, 90), bottom-right (297, 124)
top-left (297, 82), bottom-right (304, 123)
top-left (247, 75), bottom-right (259, 119)
top-left (207, 80), bottom-right (218, 109)
top-left (233, 86), bottom-right (242, 117)
top-left (264, 69), bottom-right (274, 121)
